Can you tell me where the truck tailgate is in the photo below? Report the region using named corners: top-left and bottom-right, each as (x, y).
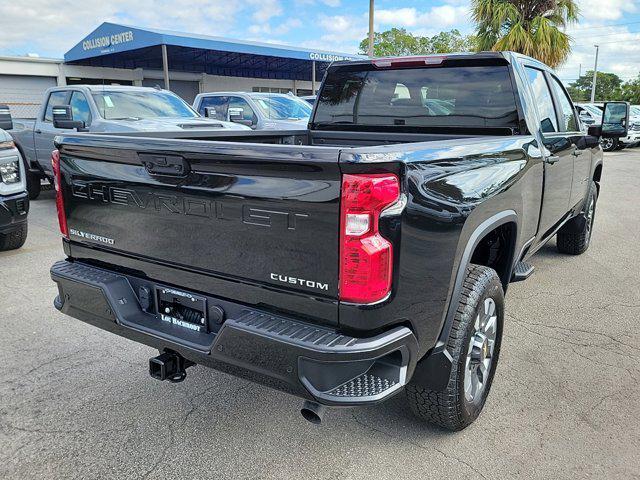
top-left (57, 136), bottom-right (341, 303)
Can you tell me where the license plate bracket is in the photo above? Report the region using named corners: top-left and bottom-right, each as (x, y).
top-left (156, 287), bottom-right (208, 333)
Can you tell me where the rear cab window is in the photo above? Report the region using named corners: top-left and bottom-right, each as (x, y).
top-left (312, 61), bottom-right (520, 132)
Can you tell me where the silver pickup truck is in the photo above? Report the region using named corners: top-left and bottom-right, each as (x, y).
top-left (11, 85), bottom-right (248, 199)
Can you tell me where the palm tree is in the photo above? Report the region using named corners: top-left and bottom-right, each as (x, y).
top-left (471, 0), bottom-right (579, 68)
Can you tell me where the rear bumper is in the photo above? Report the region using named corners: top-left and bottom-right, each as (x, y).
top-left (0, 192), bottom-right (29, 233)
top-left (50, 260), bottom-right (418, 406)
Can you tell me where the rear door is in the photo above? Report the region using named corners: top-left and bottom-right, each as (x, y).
top-left (59, 137), bottom-right (342, 300)
top-left (524, 66), bottom-right (574, 236)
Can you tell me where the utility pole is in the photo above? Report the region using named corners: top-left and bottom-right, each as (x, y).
top-left (367, 0), bottom-right (375, 57)
top-left (590, 45), bottom-right (599, 103)
top-left (578, 63), bottom-right (582, 78)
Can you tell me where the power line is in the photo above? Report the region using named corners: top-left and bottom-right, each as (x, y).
top-left (570, 29), bottom-right (640, 40)
top-left (570, 20), bottom-right (640, 30)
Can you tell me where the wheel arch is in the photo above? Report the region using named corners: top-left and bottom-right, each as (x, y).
top-left (411, 210), bottom-right (517, 391)
top-left (593, 162), bottom-right (603, 195)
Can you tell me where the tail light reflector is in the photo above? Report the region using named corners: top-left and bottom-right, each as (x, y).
top-left (51, 149), bottom-right (69, 239)
top-left (339, 174), bottom-right (400, 303)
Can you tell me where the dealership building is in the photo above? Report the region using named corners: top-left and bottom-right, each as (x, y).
top-left (0, 22), bottom-right (362, 117)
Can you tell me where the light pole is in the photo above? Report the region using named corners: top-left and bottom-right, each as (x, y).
top-left (367, 0), bottom-right (375, 57)
top-left (590, 45), bottom-right (599, 103)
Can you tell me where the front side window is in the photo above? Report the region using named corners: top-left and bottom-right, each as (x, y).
top-left (525, 67), bottom-right (558, 134)
top-left (44, 91), bottom-right (69, 122)
top-left (252, 95), bottom-right (312, 121)
top-left (550, 77), bottom-right (577, 131)
top-left (69, 91), bottom-right (91, 126)
top-left (228, 97), bottom-right (256, 122)
top-left (91, 91), bottom-right (198, 120)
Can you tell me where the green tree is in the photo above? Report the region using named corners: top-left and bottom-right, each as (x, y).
top-left (567, 71), bottom-right (623, 102)
top-left (621, 75), bottom-right (640, 104)
top-left (359, 28), bottom-right (476, 57)
top-left (471, 0), bottom-right (579, 68)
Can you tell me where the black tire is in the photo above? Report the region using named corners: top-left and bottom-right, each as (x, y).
top-left (27, 173), bottom-right (41, 200)
top-left (405, 264), bottom-right (504, 431)
top-left (0, 222), bottom-right (28, 251)
top-left (557, 180), bottom-right (597, 255)
top-left (600, 137), bottom-right (618, 152)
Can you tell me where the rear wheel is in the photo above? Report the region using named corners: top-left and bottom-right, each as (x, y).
top-left (0, 222), bottom-right (28, 251)
top-left (405, 264), bottom-right (503, 431)
top-left (600, 137), bottom-right (618, 152)
top-left (557, 181), bottom-right (597, 255)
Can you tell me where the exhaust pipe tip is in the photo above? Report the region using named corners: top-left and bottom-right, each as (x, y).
top-left (301, 401), bottom-right (326, 425)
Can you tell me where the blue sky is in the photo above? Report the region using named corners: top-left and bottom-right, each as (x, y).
top-left (1, 0), bottom-right (639, 83)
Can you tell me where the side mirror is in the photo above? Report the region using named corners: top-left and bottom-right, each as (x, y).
top-left (587, 125), bottom-right (602, 137)
top-left (204, 106), bottom-right (215, 118)
top-left (228, 107), bottom-right (254, 127)
top-left (0, 105), bottom-right (13, 130)
top-left (600, 101), bottom-right (629, 138)
top-left (53, 106), bottom-right (85, 130)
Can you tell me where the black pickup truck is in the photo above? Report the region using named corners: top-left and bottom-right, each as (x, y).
top-left (49, 52), bottom-right (629, 431)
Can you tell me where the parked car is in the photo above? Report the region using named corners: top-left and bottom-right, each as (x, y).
top-left (11, 86), bottom-right (249, 199)
top-left (0, 106), bottom-right (29, 251)
top-left (193, 92), bottom-right (312, 130)
top-left (576, 102), bottom-right (640, 151)
top-left (49, 52), bottom-right (628, 431)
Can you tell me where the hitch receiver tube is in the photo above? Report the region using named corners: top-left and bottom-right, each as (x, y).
top-left (149, 352), bottom-right (193, 382)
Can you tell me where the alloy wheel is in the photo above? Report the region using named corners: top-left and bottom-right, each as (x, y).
top-left (464, 298), bottom-right (497, 403)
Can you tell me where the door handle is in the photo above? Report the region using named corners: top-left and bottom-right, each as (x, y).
top-left (572, 149), bottom-right (584, 157)
top-left (545, 155), bottom-right (560, 164)
top-left (34, 129), bottom-right (42, 134)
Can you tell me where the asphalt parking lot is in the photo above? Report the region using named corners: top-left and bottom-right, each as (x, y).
top-left (1, 149), bottom-right (639, 480)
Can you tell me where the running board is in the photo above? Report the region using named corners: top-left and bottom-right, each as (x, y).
top-left (511, 261), bottom-right (534, 282)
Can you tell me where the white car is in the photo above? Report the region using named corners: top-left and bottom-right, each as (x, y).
top-left (0, 105), bottom-right (29, 250)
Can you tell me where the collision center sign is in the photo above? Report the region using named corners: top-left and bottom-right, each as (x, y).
top-left (309, 52), bottom-right (357, 62)
top-left (82, 31), bottom-right (134, 51)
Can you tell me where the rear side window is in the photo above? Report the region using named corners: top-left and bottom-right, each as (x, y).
top-left (198, 96), bottom-right (228, 117)
top-left (44, 91), bottom-right (68, 122)
top-left (549, 76), bottom-right (578, 132)
top-left (525, 68), bottom-right (558, 133)
top-left (314, 65), bottom-right (519, 129)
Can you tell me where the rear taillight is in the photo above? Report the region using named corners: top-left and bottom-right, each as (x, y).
top-left (339, 174), bottom-right (400, 304)
top-left (51, 149), bottom-right (69, 239)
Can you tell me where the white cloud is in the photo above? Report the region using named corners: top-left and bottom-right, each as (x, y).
top-left (577, 0), bottom-right (638, 22)
top-left (246, 0), bottom-right (283, 23)
top-left (374, 5), bottom-right (471, 31)
top-left (249, 18), bottom-right (303, 36)
top-left (0, 0), bottom-right (267, 56)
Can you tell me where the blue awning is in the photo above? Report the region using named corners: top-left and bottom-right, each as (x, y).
top-left (64, 23), bottom-right (364, 81)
